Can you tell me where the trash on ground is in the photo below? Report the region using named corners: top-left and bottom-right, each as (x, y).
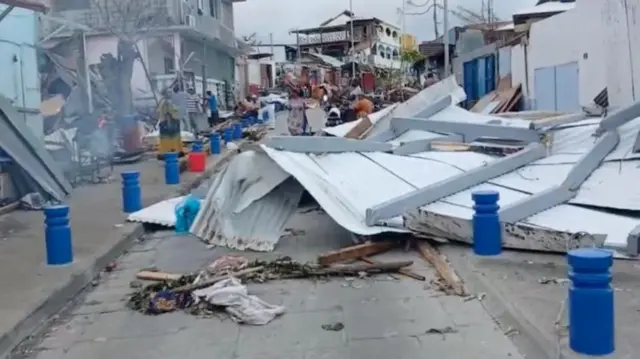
top-left (192, 277), bottom-right (285, 325)
top-left (416, 240), bottom-right (466, 296)
top-left (321, 322), bottom-right (345, 331)
top-left (128, 256), bottom-right (414, 322)
top-left (425, 326), bottom-right (458, 339)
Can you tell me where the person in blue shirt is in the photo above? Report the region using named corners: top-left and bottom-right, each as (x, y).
top-left (206, 90), bottom-right (219, 127)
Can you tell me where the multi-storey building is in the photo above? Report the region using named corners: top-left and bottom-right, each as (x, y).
top-left (40, 0), bottom-right (245, 107)
top-left (292, 15), bottom-right (404, 73)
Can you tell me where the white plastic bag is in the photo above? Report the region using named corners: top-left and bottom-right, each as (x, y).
top-left (192, 277), bottom-right (285, 325)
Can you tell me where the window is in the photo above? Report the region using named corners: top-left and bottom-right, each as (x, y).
top-left (371, 44), bottom-right (377, 55)
top-left (386, 47), bottom-right (392, 59)
top-left (164, 57), bottom-right (174, 73)
top-left (392, 31), bottom-right (398, 38)
top-left (209, 0), bottom-right (218, 17)
top-left (385, 28), bottom-right (391, 36)
top-left (392, 49), bottom-right (398, 60)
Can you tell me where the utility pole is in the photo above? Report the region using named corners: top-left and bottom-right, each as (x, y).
top-left (349, 0), bottom-right (356, 78)
top-left (433, 0), bottom-right (439, 38)
top-left (443, 0), bottom-right (449, 77)
top-left (269, 33), bottom-right (274, 60)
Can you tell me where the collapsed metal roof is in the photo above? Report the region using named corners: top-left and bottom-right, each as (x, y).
top-left (191, 79), bottom-right (640, 258)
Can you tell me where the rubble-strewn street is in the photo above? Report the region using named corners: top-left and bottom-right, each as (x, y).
top-left (16, 208), bottom-right (524, 359)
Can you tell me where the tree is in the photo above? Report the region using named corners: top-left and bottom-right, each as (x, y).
top-left (400, 49), bottom-right (424, 64)
top-left (93, 0), bottom-right (164, 116)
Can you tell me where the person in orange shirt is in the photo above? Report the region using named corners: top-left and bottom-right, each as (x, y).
top-left (352, 94), bottom-right (374, 119)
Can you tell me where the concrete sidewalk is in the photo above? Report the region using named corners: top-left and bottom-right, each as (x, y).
top-left (18, 208), bottom-right (525, 359)
top-left (441, 245), bottom-right (638, 359)
top-left (0, 150), bottom-right (236, 358)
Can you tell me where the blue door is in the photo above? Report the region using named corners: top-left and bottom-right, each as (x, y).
top-left (554, 62), bottom-right (580, 112)
top-left (485, 54), bottom-right (496, 93)
top-left (463, 59), bottom-right (478, 103)
top-left (534, 66), bottom-right (556, 111)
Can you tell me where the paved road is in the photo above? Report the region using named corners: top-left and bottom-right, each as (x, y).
top-left (17, 205), bottom-right (524, 359)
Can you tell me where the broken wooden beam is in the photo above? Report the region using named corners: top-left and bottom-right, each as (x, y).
top-left (136, 271), bottom-right (183, 281)
top-left (416, 241), bottom-right (465, 296)
top-left (318, 241), bottom-right (395, 266)
top-left (360, 257), bottom-right (426, 281)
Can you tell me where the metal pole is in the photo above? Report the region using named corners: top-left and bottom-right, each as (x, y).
top-left (296, 31), bottom-right (300, 63)
top-left (202, 40), bottom-right (207, 97)
top-left (349, 0), bottom-right (355, 78)
top-left (443, 0), bottom-right (450, 77)
top-left (269, 33), bottom-right (274, 60)
top-left (401, 0), bottom-right (406, 84)
top-left (82, 32), bottom-right (93, 113)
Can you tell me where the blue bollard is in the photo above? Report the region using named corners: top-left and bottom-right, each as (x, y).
top-left (233, 123), bottom-right (243, 140)
top-left (44, 205), bottom-right (73, 266)
top-left (121, 171), bottom-right (141, 213)
top-left (223, 127), bottom-right (233, 143)
top-left (472, 190), bottom-right (501, 255)
top-left (192, 140), bottom-right (203, 153)
top-left (568, 248), bottom-right (614, 356)
top-left (209, 133), bottom-right (221, 155)
top-left (164, 152), bottom-right (180, 185)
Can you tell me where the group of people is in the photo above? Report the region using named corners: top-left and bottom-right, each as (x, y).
top-left (283, 73), bottom-right (375, 136)
top-left (158, 85), bottom-right (221, 135)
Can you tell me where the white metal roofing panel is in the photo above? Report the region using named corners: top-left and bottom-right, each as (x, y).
top-left (323, 104), bottom-right (398, 137)
top-left (261, 147), bottom-right (409, 234)
top-left (127, 196), bottom-right (187, 227)
top-left (388, 129), bottom-right (442, 144)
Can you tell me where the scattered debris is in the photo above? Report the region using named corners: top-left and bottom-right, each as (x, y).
top-left (318, 241), bottom-right (395, 266)
top-left (360, 257), bottom-right (425, 281)
top-left (425, 326), bottom-right (458, 339)
top-left (463, 292), bottom-right (487, 302)
top-left (538, 277), bottom-right (569, 285)
top-left (192, 277), bottom-right (285, 325)
top-left (128, 257), bottom-right (414, 320)
top-left (415, 240), bottom-right (465, 296)
top-left (321, 322), bottom-right (345, 331)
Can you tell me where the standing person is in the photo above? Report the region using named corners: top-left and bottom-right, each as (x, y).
top-left (287, 85), bottom-right (308, 136)
top-left (170, 85), bottom-right (189, 132)
top-left (157, 90), bottom-right (181, 155)
top-left (206, 90), bottom-right (219, 127)
top-left (186, 88), bottom-right (200, 134)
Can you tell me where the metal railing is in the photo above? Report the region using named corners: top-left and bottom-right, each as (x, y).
top-left (39, 0), bottom-right (236, 49)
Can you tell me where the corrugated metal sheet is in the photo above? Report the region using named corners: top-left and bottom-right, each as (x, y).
top-left (191, 83), bottom-right (640, 255)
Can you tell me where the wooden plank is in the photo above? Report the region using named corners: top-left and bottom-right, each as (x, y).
top-left (360, 257), bottom-right (426, 281)
top-left (345, 116), bottom-right (373, 139)
top-left (415, 241), bottom-right (465, 296)
top-left (136, 271), bottom-right (183, 281)
top-left (318, 241), bottom-right (395, 266)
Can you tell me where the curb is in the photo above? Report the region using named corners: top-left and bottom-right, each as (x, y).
top-left (441, 245), bottom-right (571, 359)
top-left (1, 148), bottom-right (241, 359)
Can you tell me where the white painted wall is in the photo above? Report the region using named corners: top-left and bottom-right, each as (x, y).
top-left (525, 0), bottom-right (606, 108)
top-left (600, 0), bottom-right (639, 106)
top-left (511, 44), bottom-right (527, 96)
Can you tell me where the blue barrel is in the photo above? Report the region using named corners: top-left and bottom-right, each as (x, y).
top-left (233, 123), bottom-right (243, 140)
top-left (121, 171), bottom-right (141, 213)
top-left (209, 133), bottom-right (221, 155)
top-left (192, 140), bottom-right (203, 153)
top-left (472, 190), bottom-right (501, 255)
top-left (164, 152), bottom-right (180, 185)
top-left (568, 248), bottom-right (614, 356)
top-left (223, 127), bottom-right (233, 143)
top-left (44, 205), bottom-right (73, 265)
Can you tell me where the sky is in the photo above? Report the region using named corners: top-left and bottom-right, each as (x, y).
top-left (233, 0), bottom-right (536, 47)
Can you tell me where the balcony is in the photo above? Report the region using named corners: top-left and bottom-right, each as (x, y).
top-left (298, 31), bottom-right (367, 46)
top-left (39, 0), bottom-right (236, 51)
